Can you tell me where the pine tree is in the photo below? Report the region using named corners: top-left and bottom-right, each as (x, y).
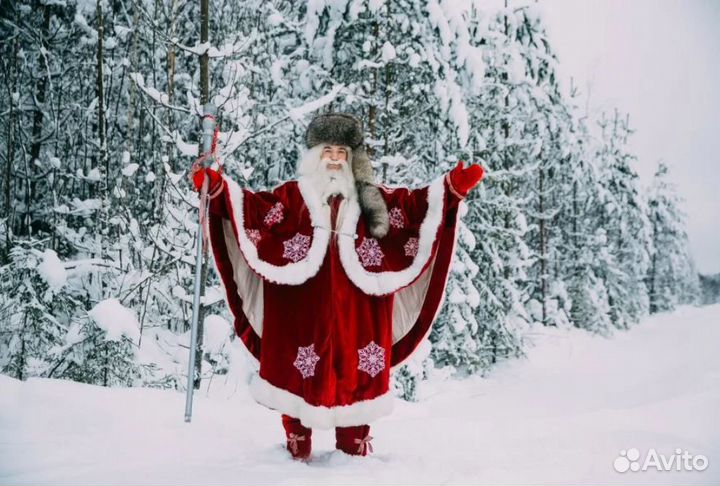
top-left (0, 0), bottom-right (702, 398)
top-left (507, 4), bottom-right (573, 328)
top-left (595, 110), bottom-right (652, 328)
top-left (646, 162), bottom-right (699, 312)
top-left (560, 88), bottom-right (615, 333)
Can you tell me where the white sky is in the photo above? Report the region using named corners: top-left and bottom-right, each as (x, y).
top-left (539, 0), bottom-right (720, 274)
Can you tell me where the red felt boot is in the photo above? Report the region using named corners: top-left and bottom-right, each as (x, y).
top-left (335, 424), bottom-right (373, 456)
top-left (281, 414), bottom-right (312, 461)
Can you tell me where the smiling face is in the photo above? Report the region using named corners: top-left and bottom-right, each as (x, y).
top-left (321, 145), bottom-right (348, 171)
top-left (295, 143), bottom-right (355, 202)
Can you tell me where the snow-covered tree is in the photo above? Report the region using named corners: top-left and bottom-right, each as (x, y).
top-left (645, 162), bottom-right (699, 312)
top-left (594, 110), bottom-right (652, 328)
top-left (0, 0), bottom-right (700, 400)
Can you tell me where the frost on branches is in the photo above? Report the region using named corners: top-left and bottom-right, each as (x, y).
top-left (0, 0), bottom-right (699, 402)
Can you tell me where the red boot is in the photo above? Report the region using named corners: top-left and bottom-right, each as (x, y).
top-left (335, 424), bottom-right (373, 456)
top-left (281, 414), bottom-right (312, 460)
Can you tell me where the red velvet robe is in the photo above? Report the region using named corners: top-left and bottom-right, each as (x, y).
top-left (206, 172), bottom-right (464, 429)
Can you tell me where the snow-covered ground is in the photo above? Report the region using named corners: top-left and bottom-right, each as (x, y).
top-left (1, 304), bottom-right (719, 485)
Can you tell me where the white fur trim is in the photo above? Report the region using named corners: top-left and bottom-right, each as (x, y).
top-left (223, 175), bottom-right (330, 286)
top-left (248, 373), bottom-right (395, 429)
top-left (337, 174), bottom-right (447, 296)
top-left (222, 172), bottom-right (445, 294)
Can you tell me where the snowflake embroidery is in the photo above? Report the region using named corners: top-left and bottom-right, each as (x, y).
top-left (293, 344), bottom-right (320, 379)
top-left (264, 202), bottom-right (284, 227)
top-left (283, 233), bottom-right (311, 262)
top-left (357, 341), bottom-right (386, 378)
top-left (388, 207), bottom-right (405, 229)
top-left (245, 228), bottom-right (261, 247)
top-left (404, 237), bottom-right (419, 257)
top-left (356, 237), bottom-right (384, 267)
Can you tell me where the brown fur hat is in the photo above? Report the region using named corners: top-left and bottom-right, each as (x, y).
top-left (304, 112), bottom-right (389, 239)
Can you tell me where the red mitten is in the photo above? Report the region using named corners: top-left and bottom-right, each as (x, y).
top-left (191, 166), bottom-right (222, 193)
top-left (449, 160), bottom-right (485, 197)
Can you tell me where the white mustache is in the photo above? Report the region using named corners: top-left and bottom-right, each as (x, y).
top-left (322, 159), bottom-right (346, 171)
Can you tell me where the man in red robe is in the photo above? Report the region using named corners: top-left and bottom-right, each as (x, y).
top-left (192, 112), bottom-right (484, 460)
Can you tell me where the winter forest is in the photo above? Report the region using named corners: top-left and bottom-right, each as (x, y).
top-left (0, 0), bottom-right (706, 403)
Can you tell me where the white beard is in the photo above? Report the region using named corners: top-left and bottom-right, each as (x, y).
top-left (297, 145), bottom-right (356, 202)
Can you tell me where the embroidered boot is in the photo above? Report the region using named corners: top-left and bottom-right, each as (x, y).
top-left (281, 414), bottom-right (312, 460)
top-left (335, 424), bottom-right (373, 456)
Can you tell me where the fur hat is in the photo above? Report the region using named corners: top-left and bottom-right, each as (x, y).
top-left (305, 112), bottom-right (389, 239)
